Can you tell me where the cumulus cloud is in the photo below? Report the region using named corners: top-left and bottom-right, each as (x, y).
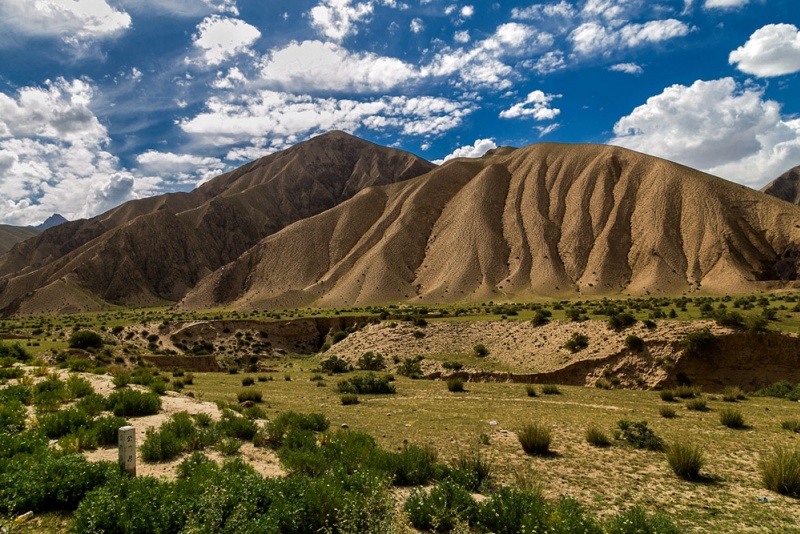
top-left (704, 0), bottom-right (749, 8)
top-left (511, 1), bottom-right (576, 20)
top-left (410, 18), bottom-right (423, 33)
top-left (310, 0), bottom-right (373, 42)
top-left (570, 19), bottom-right (689, 55)
top-left (609, 62), bottom-right (643, 74)
top-left (0, 0), bottom-right (131, 44)
top-left (117, 0), bottom-right (239, 17)
top-left (533, 50), bottom-right (566, 74)
top-left (729, 24), bottom-right (800, 77)
top-left (499, 91), bottom-right (561, 120)
top-left (610, 77), bottom-right (800, 186)
top-left (192, 15), bottom-right (261, 66)
top-left (434, 138), bottom-right (497, 164)
top-left (136, 150), bottom-right (225, 182)
top-left (0, 78), bottom-right (143, 225)
top-left (259, 40), bottom-right (418, 93)
top-left (179, 90), bottom-right (474, 146)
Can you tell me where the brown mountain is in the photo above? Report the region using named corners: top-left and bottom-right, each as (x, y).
top-left (179, 142), bottom-right (800, 311)
top-left (0, 132), bottom-right (435, 315)
top-left (761, 165), bottom-right (800, 204)
top-left (0, 225), bottom-right (40, 255)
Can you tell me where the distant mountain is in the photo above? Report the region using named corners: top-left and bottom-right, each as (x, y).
top-left (178, 142), bottom-right (800, 311)
top-left (0, 131), bottom-right (435, 315)
top-left (761, 166), bottom-right (800, 204)
top-left (33, 214), bottom-right (68, 231)
top-left (0, 225), bottom-right (40, 256)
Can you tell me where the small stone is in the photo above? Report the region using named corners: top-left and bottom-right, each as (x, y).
top-left (489, 421), bottom-right (498, 426)
top-left (341, 423), bottom-right (349, 429)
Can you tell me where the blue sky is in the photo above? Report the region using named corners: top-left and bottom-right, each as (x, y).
top-left (0, 0), bottom-right (798, 225)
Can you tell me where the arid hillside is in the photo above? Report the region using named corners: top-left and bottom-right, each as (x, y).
top-left (0, 224), bottom-right (39, 255)
top-left (180, 142), bottom-right (800, 311)
top-left (762, 165), bottom-right (800, 205)
top-left (0, 132), bottom-right (434, 315)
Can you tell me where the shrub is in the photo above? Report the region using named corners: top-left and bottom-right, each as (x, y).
top-left (398, 356), bottom-right (424, 379)
top-left (112, 372), bottom-right (131, 388)
top-left (722, 386), bottom-right (746, 402)
top-left (447, 377), bottom-right (465, 392)
top-left (357, 351), bottom-right (386, 371)
top-left (341, 394), bottom-right (359, 405)
top-left (605, 506), bottom-right (681, 534)
top-left (68, 331), bottom-right (104, 350)
top-left (39, 407), bottom-right (92, 439)
top-left (442, 361), bottom-right (463, 371)
top-left (781, 419), bottom-right (800, 433)
top-left (141, 426), bottom-right (184, 462)
top-left (241, 376), bottom-right (255, 386)
top-left (331, 330), bottom-right (348, 344)
top-left (518, 423), bottom-right (551, 455)
top-left (675, 385), bottom-right (702, 399)
top-left (475, 488), bottom-right (602, 534)
top-left (595, 378), bottom-right (611, 390)
top-left (473, 344), bottom-right (489, 357)
top-left (380, 443), bottom-right (443, 486)
top-left (713, 309), bottom-right (744, 329)
top-left (666, 442), bottom-right (705, 480)
top-left (320, 355), bottom-right (351, 373)
top-left (753, 381), bottom-right (800, 400)
top-left (0, 385), bottom-right (33, 405)
top-left (217, 411), bottom-right (258, 440)
top-left (92, 416), bottom-right (128, 446)
top-left (659, 406), bottom-right (677, 419)
top-left (531, 311), bottom-right (550, 326)
top-left (624, 334), bottom-right (644, 352)
top-left (680, 328), bottom-right (719, 357)
top-left (585, 426), bottom-right (611, 447)
top-left (237, 388), bottom-right (263, 403)
top-left (720, 408), bottom-right (745, 428)
top-left (337, 373), bottom-right (396, 395)
top-left (616, 420), bottom-right (664, 451)
top-left (760, 447), bottom-right (800, 496)
top-left (451, 449), bottom-right (492, 489)
top-left (66, 375), bottom-right (95, 398)
top-left (149, 379), bottom-right (167, 395)
top-left (405, 479), bottom-right (477, 532)
top-left (216, 437), bottom-right (242, 456)
top-left (0, 400), bottom-right (27, 433)
top-left (608, 312), bottom-right (637, 331)
top-left (686, 398), bottom-right (708, 411)
top-left (660, 389), bottom-right (676, 402)
top-left (563, 332), bottom-right (589, 353)
top-left (105, 389), bottom-right (161, 417)
top-left (525, 384), bottom-right (537, 397)
top-left (0, 341), bottom-right (30, 362)
top-left (541, 384), bottom-right (560, 395)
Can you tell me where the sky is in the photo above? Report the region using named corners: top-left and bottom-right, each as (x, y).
top-left (0, 0), bottom-right (798, 226)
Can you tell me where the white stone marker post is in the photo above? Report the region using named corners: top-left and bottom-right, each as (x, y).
top-left (118, 426), bottom-right (136, 477)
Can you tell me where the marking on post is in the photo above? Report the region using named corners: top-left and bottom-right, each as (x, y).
top-left (118, 426), bottom-right (136, 477)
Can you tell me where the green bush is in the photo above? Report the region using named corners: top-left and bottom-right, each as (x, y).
top-left (0, 385), bottom-right (33, 405)
top-left (92, 416), bottom-right (128, 446)
top-left (0, 341), bottom-right (30, 362)
top-left (379, 443), bottom-right (443, 486)
top-left (518, 423), bottom-right (551, 456)
top-left (541, 384), bottom-right (560, 395)
top-left (105, 389), bottom-right (161, 417)
top-left (563, 332), bottom-right (589, 353)
top-left (34, 377), bottom-right (69, 411)
top-left (66, 375), bottom-right (94, 398)
top-left (608, 312), bottom-right (637, 331)
top-left (659, 406), bottom-right (677, 419)
top-left (236, 388), bottom-right (263, 403)
top-left (141, 426), bottom-right (184, 462)
top-left (624, 334), bottom-right (644, 351)
top-left (0, 399), bottom-right (27, 433)
top-left (451, 449), bottom-right (492, 490)
top-left (473, 344), bottom-right (489, 357)
top-left (475, 488), bottom-right (602, 534)
top-left (340, 393), bottom-right (359, 405)
top-left (666, 442), bottom-right (705, 480)
top-left (605, 506), bottom-right (682, 534)
top-left (75, 393), bottom-right (106, 417)
top-left (530, 310), bottom-right (550, 326)
top-left (0, 367), bottom-right (25, 380)
top-left (781, 419), bottom-right (800, 433)
top-left (722, 386), bottom-right (746, 402)
top-left (585, 426), bottom-right (611, 447)
top-left (216, 436), bottom-right (242, 456)
top-left (595, 378), bottom-right (611, 390)
top-left (241, 376), bottom-right (255, 386)
top-left (68, 331), bottom-right (104, 350)
top-left (442, 361), bottom-right (463, 371)
top-left (680, 328), bottom-right (719, 357)
top-left (660, 389), bottom-right (676, 402)
top-left (753, 381), bottom-right (800, 401)
top-left (320, 355), bottom-right (351, 373)
top-left (38, 407), bottom-right (92, 439)
top-left (686, 398), bottom-right (708, 411)
top-left (405, 479), bottom-right (477, 532)
top-left (719, 408), bottom-right (745, 428)
top-left (217, 411), bottom-right (258, 440)
top-left (357, 351), bottom-right (386, 371)
top-left (675, 385), bottom-right (702, 399)
top-left (337, 373), bottom-right (395, 395)
top-left (149, 379), bottom-right (167, 395)
top-left (525, 384), bottom-right (537, 397)
top-left (760, 447), bottom-right (800, 496)
top-left (616, 420), bottom-right (664, 451)
top-left (397, 356), bottom-right (423, 379)
top-left (447, 377), bottom-right (465, 392)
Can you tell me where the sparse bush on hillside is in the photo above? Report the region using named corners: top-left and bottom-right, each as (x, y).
top-left (659, 406), bottom-right (677, 419)
top-left (68, 331), bottom-right (104, 351)
top-left (722, 386), bottom-right (746, 402)
top-left (666, 442), bottom-right (705, 480)
top-left (338, 373), bottom-right (395, 395)
top-left (447, 377), bottom-right (465, 392)
top-left (624, 334), bottom-right (644, 352)
top-left (605, 506), bottom-right (682, 534)
top-left (320, 355), bottom-right (351, 374)
top-left (541, 384), bottom-right (560, 395)
top-left (357, 351), bottom-right (386, 371)
top-left (760, 447), bottom-right (800, 496)
top-left (563, 332), bottom-right (589, 353)
top-left (473, 344), bottom-right (489, 357)
top-left (680, 328), bottom-right (719, 357)
top-left (608, 312), bottom-right (637, 331)
top-left (686, 398), bottom-right (708, 411)
top-left (398, 356), bottom-right (424, 379)
top-left (518, 423), bottom-right (551, 456)
top-left (586, 426), bottom-right (611, 447)
top-left (720, 408), bottom-right (745, 428)
top-left (616, 420), bottom-right (664, 451)
top-left (531, 310), bottom-right (551, 326)
top-left (105, 389), bottom-right (161, 417)
top-left (0, 341), bottom-right (30, 362)
top-left (525, 384), bottom-right (537, 397)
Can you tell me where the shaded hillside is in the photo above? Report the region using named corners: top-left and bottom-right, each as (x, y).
top-left (180, 143), bottom-right (800, 311)
top-left (0, 225), bottom-right (39, 255)
top-left (0, 132), bottom-right (435, 315)
top-left (761, 165), bottom-right (800, 204)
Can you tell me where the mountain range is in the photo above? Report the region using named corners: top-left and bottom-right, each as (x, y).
top-left (1, 131), bottom-right (800, 316)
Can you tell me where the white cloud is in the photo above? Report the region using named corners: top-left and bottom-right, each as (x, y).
top-left (704, 0), bottom-right (749, 8)
top-left (729, 24), bottom-right (800, 77)
top-left (511, 1), bottom-right (576, 20)
top-left (212, 66), bottom-right (248, 89)
top-left (461, 5), bottom-right (474, 18)
top-left (533, 50), bottom-right (566, 74)
top-left (454, 30), bottom-right (470, 43)
top-left (309, 0), bottom-right (373, 42)
top-left (192, 15), bottom-right (261, 66)
top-left (410, 18), bottom-right (423, 33)
top-left (482, 23), bottom-right (554, 55)
top-left (609, 62), bottom-right (643, 74)
top-left (180, 90), bottom-right (474, 146)
top-left (259, 40), bottom-right (418, 93)
top-left (435, 138), bottom-right (497, 164)
top-left (610, 77), bottom-right (800, 186)
top-left (499, 90), bottom-right (561, 120)
top-left (136, 151), bottom-right (225, 182)
top-left (117, 0), bottom-right (239, 17)
top-left (0, 79), bottom-right (143, 225)
top-left (0, 0), bottom-right (131, 43)
top-left (570, 18), bottom-right (689, 55)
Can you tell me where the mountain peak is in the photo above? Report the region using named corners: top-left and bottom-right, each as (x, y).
top-left (32, 214), bottom-right (68, 231)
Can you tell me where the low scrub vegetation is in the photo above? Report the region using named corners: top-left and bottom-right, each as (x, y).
top-left (666, 442), bottom-right (705, 480)
top-left (518, 423), bottom-right (552, 456)
top-left (760, 447), bottom-right (800, 496)
top-left (616, 420), bottom-right (664, 451)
